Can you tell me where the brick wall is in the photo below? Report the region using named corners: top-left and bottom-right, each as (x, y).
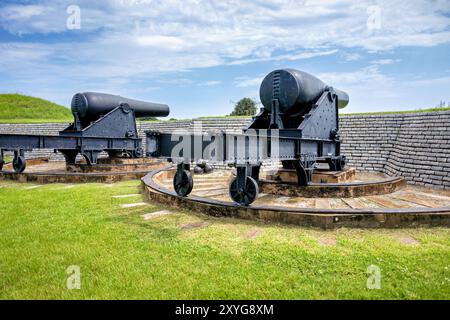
top-left (1, 111), bottom-right (449, 188)
top-left (340, 111), bottom-right (450, 188)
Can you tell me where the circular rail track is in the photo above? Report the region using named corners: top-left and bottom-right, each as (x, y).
top-left (0, 157), bottom-right (167, 184)
top-left (142, 167), bottom-right (450, 229)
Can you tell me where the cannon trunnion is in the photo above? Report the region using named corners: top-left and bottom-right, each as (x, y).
top-left (146, 68), bottom-right (349, 206)
top-left (0, 93), bottom-right (169, 173)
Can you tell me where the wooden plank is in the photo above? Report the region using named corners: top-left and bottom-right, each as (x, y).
top-left (389, 193), bottom-right (437, 208)
top-left (120, 202), bottom-right (147, 208)
top-left (342, 197), bottom-right (381, 209)
top-left (142, 210), bottom-right (174, 220)
top-left (315, 198), bottom-right (331, 209)
top-left (112, 194), bottom-right (140, 198)
top-left (328, 198), bottom-right (352, 209)
top-left (366, 196), bottom-right (416, 208)
top-left (194, 189), bottom-right (229, 197)
top-left (295, 198), bottom-right (316, 208)
top-left (192, 185), bottom-right (228, 192)
top-left (413, 191), bottom-right (450, 203)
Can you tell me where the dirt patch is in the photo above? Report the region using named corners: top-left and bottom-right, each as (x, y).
top-left (243, 229), bottom-right (263, 240)
top-left (395, 234), bottom-right (420, 246)
top-left (317, 236), bottom-right (337, 246)
top-left (180, 221), bottom-right (209, 230)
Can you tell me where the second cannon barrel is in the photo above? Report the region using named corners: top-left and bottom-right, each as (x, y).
top-left (71, 92), bottom-right (170, 120)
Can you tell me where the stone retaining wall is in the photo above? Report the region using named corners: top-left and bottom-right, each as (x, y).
top-left (340, 111), bottom-right (450, 188)
top-left (1, 111), bottom-right (449, 188)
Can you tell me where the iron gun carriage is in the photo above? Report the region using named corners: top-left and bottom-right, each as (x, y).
top-left (146, 68), bottom-right (349, 205)
top-left (0, 92), bottom-right (169, 173)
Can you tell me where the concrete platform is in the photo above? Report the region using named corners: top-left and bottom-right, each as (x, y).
top-left (0, 157), bottom-right (167, 183)
top-left (266, 167), bottom-right (357, 183)
top-left (142, 168), bottom-right (450, 229)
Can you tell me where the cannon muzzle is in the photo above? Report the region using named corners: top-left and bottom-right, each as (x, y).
top-left (71, 92), bottom-right (170, 121)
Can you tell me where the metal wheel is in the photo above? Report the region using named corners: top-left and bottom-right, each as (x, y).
top-left (13, 155), bottom-right (26, 173)
top-left (133, 147), bottom-right (144, 158)
top-left (193, 166), bottom-right (203, 174)
top-left (173, 169), bottom-right (194, 197)
top-left (204, 164), bottom-right (213, 174)
top-left (336, 156), bottom-right (346, 171)
top-left (229, 176), bottom-right (259, 206)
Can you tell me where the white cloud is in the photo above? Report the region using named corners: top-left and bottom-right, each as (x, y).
top-left (136, 35), bottom-right (189, 51)
top-left (0, 1), bottom-right (448, 79)
top-left (406, 76), bottom-right (450, 86)
top-left (314, 65), bottom-right (450, 113)
top-left (371, 59), bottom-right (400, 65)
top-left (2, 4), bottom-right (46, 20)
top-left (234, 76), bottom-right (265, 88)
top-left (229, 49), bottom-right (338, 65)
top-left (318, 65), bottom-right (394, 87)
top-left (198, 81), bottom-right (221, 86)
top-left (0, 0), bottom-right (450, 114)
top-left (157, 78), bottom-right (194, 85)
top-left (342, 52), bottom-right (363, 61)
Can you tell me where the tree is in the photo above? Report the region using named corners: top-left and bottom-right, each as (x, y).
top-left (229, 98), bottom-right (257, 116)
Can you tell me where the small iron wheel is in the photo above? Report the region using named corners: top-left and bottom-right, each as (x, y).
top-left (173, 169), bottom-right (194, 197)
top-left (229, 176), bottom-right (259, 206)
top-left (336, 156), bottom-right (346, 171)
top-left (13, 155), bottom-right (26, 173)
top-left (193, 165), bottom-right (203, 174)
top-left (133, 147), bottom-right (144, 158)
top-left (204, 164), bottom-right (213, 174)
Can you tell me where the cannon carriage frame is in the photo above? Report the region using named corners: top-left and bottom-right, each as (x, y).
top-left (146, 85), bottom-right (346, 205)
top-left (0, 93), bottom-right (169, 173)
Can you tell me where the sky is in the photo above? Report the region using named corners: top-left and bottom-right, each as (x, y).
top-left (0, 0), bottom-right (449, 119)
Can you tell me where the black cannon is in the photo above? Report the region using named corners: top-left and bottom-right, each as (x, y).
top-left (0, 93), bottom-right (169, 173)
top-left (71, 92), bottom-right (169, 127)
top-left (258, 68), bottom-right (348, 128)
top-left (146, 68), bottom-right (349, 205)
top-left (247, 68), bottom-right (348, 172)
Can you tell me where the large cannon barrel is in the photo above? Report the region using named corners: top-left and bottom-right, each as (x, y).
top-left (259, 69), bottom-right (349, 114)
top-left (71, 92), bottom-right (170, 120)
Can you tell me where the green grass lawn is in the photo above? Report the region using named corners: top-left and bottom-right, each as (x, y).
top-left (0, 180), bottom-right (449, 299)
top-left (0, 94), bottom-right (72, 123)
top-left (340, 106), bottom-right (450, 116)
top-left (2, 156), bottom-right (12, 163)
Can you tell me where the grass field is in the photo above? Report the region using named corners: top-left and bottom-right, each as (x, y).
top-left (0, 180), bottom-right (449, 299)
top-left (1, 155), bottom-right (12, 163)
top-left (340, 106), bottom-right (450, 116)
top-left (0, 94), bottom-right (72, 123)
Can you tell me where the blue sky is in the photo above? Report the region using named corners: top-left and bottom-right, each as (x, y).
top-left (0, 0), bottom-right (449, 118)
